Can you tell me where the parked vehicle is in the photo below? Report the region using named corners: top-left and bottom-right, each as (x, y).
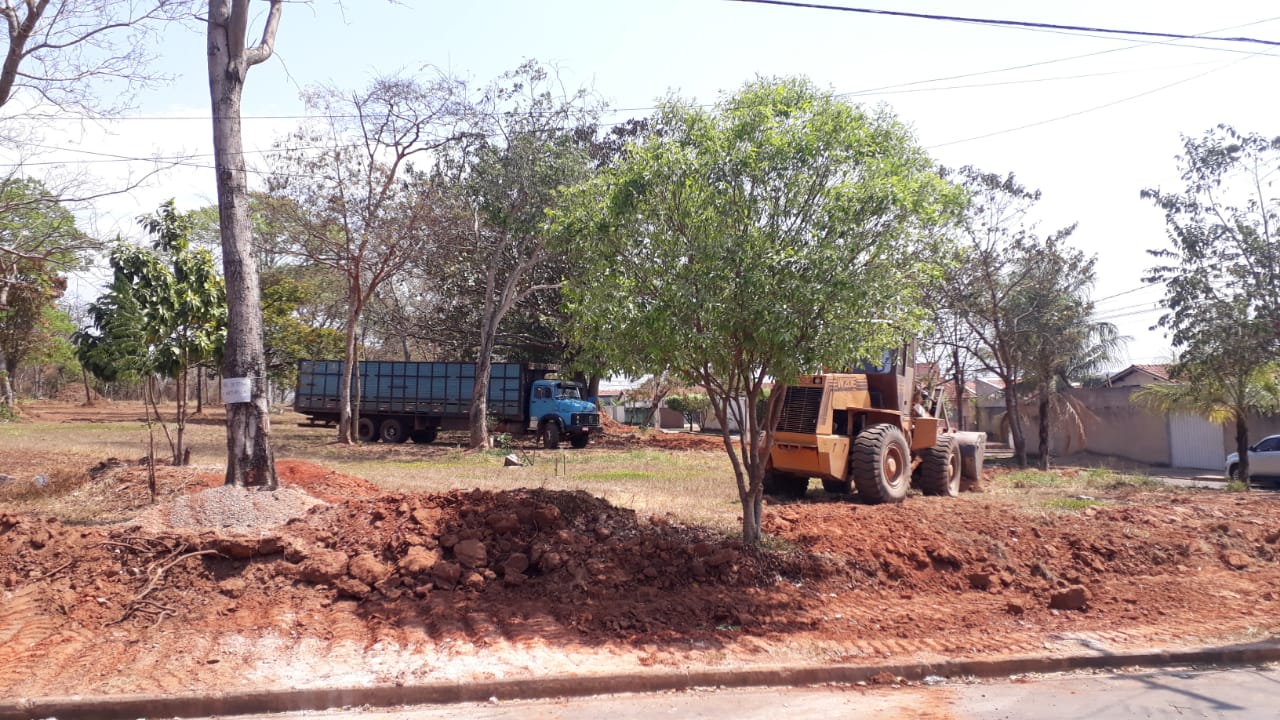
top-left (764, 345), bottom-right (985, 503)
top-left (1225, 435), bottom-right (1280, 482)
top-left (294, 360), bottom-right (601, 448)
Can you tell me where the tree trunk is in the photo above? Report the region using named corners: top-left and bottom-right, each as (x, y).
top-left (1037, 382), bottom-right (1050, 470)
top-left (952, 347), bottom-right (965, 430)
top-left (469, 340), bottom-right (495, 450)
top-left (208, 0), bottom-right (282, 490)
top-left (174, 368), bottom-right (186, 466)
top-left (82, 367), bottom-right (93, 406)
top-left (195, 368), bottom-right (204, 415)
top-left (337, 297), bottom-right (361, 444)
top-left (1234, 412), bottom-right (1251, 489)
top-left (1003, 389), bottom-right (1027, 466)
top-left (740, 487), bottom-right (762, 544)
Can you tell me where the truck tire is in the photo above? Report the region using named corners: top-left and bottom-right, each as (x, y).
top-left (410, 428), bottom-right (438, 444)
top-left (763, 470), bottom-right (809, 499)
top-left (379, 418), bottom-right (409, 444)
top-left (821, 479), bottom-right (852, 494)
top-left (850, 423), bottom-right (910, 504)
top-left (570, 433), bottom-right (590, 449)
top-left (542, 421), bottom-right (561, 449)
top-left (919, 435), bottom-right (961, 497)
top-left (356, 417), bottom-right (377, 443)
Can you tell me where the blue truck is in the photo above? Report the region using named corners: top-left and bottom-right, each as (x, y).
top-left (293, 360), bottom-right (601, 448)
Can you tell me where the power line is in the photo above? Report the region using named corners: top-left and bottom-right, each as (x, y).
top-left (727, 0), bottom-right (1280, 47)
top-left (928, 50), bottom-right (1265, 149)
top-left (1093, 284), bottom-right (1163, 305)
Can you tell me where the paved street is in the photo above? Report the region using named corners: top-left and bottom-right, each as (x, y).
top-left (223, 665), bottom-right (1280, 720)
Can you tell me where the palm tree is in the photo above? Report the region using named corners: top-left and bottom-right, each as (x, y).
top-left (1134, 361), bottom-right (1280, 486)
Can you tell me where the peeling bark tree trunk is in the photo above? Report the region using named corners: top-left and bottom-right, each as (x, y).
top-left (207, 0), bottom-right (281, 489)
top-left (337, 296), bottom-right (361, 444)
top-left (469, 312), bottom-right (499, 450)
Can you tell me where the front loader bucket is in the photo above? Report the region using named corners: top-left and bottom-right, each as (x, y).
top-left (952, 431), bottom-right (986, 487)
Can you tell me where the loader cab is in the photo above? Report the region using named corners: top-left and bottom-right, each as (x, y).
top-left (852, 344), bottom-right (914, 417)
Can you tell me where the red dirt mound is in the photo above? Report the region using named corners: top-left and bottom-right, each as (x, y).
top-left (0, 459), bottom-right (1278, 700)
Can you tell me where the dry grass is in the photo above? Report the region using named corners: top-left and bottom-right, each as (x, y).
top-left (0, 405), bottom-right (746, 532)
top-left (1, 402), bottom-right (1198, 532)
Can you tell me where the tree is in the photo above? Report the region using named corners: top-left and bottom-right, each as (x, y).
top-left (0, 178), bottom-right (91, 405)
top-left (559, 77), bottom-right (962, 544)
top-left (439, 60), bottom-right (601, 450)
top-left (666, 391), bottom-right (711, 430)
top-left (0, 0), bottom-right (187, 116)
top-left (265, 73), bottom-right (467, 443)
top-left (1134, 308), bottom-right (1280, 486)
top-left (1142, 125), bottom-right (1280, 484)
top-left (937, 168), bottom-right (1084, 466)
top-left (260, 271), bottom-right (344, 400)
top-left (1014, 250), bottom-right (1124, 468)
top-left (207, 0), bottom-right (282, 487)
top-left (78, 202), bottom-right (225, 465)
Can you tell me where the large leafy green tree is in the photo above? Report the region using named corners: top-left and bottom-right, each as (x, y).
top-left (1142, 125), bottom-right (1280, 483)
top-left (558, 77), bottom-right (962, 544)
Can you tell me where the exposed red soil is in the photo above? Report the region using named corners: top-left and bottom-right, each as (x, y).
top-left (1, 422), bottom-right (1279, 698)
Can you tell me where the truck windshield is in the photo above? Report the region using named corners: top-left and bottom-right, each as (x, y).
top-left (556, 385), bottom-right (581, 399)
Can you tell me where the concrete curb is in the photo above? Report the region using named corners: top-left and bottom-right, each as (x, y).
top-left (4, 641), bottom-right (1280, 720)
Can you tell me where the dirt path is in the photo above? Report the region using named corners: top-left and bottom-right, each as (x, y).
top-left (2, 452), bottom-right (1279, 699)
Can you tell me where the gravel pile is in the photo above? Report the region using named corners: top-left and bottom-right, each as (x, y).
top-left (133, 485), bottom-right (325, 533)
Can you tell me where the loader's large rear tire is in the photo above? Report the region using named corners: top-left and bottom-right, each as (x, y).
top-left (763, 470), bottom-right (809, 499)
top-left (850, 423), bottom-right (910, 504)
top-left (920, 435), bottom-right (961, 497)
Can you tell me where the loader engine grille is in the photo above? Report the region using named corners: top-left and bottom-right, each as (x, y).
top-left (572, 413), bottom-right (601, 427)
top-left (776, 386), bottom-right (823, 434)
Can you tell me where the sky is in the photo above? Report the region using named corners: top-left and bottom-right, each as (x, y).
top-left (14, 0), bottom-right (1280, 370)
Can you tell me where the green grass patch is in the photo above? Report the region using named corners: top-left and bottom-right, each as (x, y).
top-left (1002, 469), bottom-right (1072, 488)
top-left (1088, 473), bottom-right (1164, 491)
top-left (1043, 497), bottom-right (1105, 511)
top-left (575, 469), bottom-right (655, 482)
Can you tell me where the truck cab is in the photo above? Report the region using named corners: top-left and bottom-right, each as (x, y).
top-left (529, 379), bottom-right (601, 449)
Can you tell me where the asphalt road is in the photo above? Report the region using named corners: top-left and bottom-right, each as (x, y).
top-left (221, 665), bottom-right (1280, 720)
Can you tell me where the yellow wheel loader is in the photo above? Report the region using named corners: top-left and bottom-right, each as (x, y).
top-left (763, 347), bottom-right (985, 503)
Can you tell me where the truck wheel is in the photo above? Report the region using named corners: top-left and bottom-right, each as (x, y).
top-left (919, 435), bottom-right (961, 497)
top-left (821, 479), bottom-right (852, 494)
top-left (356, 417), bottom-right (377, 443)
top-left (410, 428), bottom-right (438, 444)
top-left (542, 422), bottom-right (561, 449)
top-left (379, 418), bottom-right (409, 444)
top-left (763, 470), bottom-right (809, 499)
top-left (850, 423), bottom-right (910, 504)
top-left (570, 434), bottom-right (590, 449)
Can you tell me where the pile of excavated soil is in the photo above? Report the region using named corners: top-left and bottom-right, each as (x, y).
top-left (1, 459), bottom-right (1279, 700)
